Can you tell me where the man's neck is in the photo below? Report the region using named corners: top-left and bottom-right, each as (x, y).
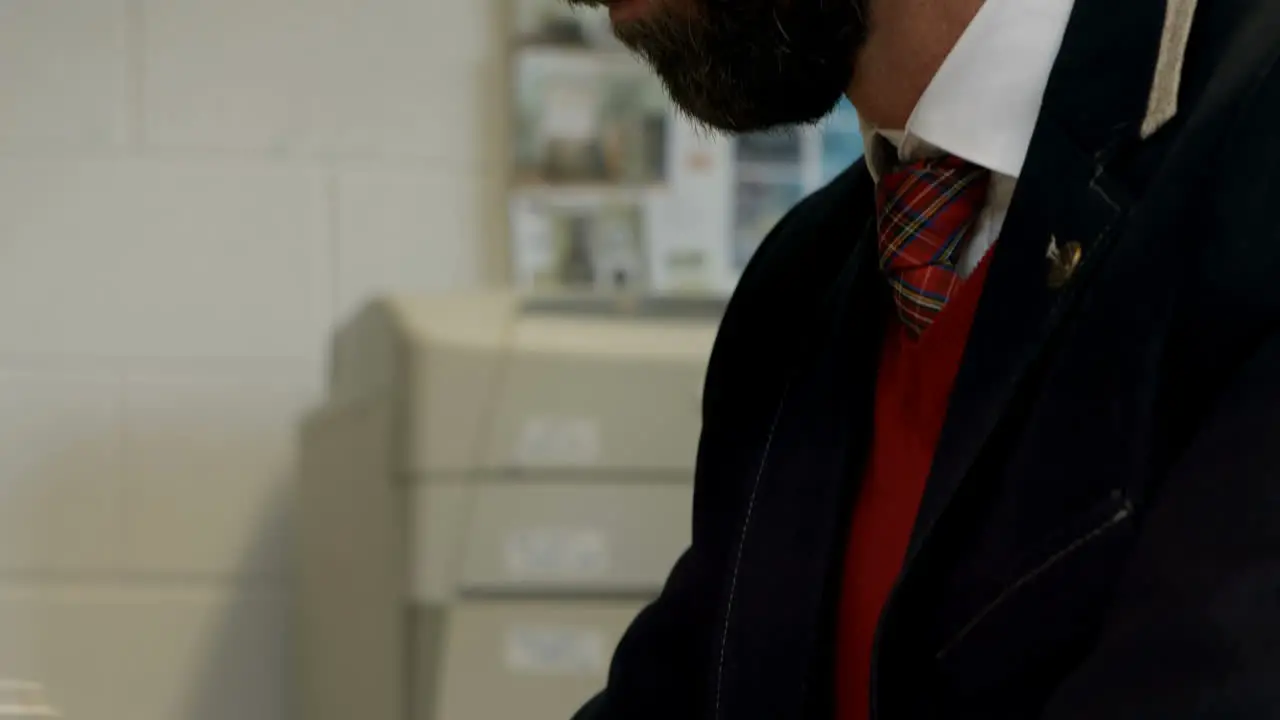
top-left (846, 0), bottom-right (985, 129)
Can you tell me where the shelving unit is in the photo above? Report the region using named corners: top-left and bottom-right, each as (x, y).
top-left (505, 1), bottom-right (864, 298)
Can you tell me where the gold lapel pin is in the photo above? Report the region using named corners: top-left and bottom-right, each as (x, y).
top-left (1046, 236), bottom-right (1083, 289)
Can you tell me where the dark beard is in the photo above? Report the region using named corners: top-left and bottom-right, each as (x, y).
top-left (568, 0), bottom-right (868, 133)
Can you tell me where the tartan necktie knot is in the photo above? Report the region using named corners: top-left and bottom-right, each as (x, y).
top-left (875, 154), bottom-right (990, 337)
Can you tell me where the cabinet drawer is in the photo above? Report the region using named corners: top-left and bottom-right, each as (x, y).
top-left (410, 482), bottom-right (692, 600)
top-left (418, 600), bottom-right (644, 720)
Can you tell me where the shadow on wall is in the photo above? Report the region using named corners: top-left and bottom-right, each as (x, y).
top-left (115, 379), bottom-right (311, 719)
top-left (182, 476), bottom-right (294, 720)
top-left (0, 429), bottom-right (123, 719)
top-left (0, 429), bottom-right (298, 720)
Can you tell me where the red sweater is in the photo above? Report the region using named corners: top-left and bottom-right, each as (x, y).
top-left (835, 257), bottom-right (993, 720)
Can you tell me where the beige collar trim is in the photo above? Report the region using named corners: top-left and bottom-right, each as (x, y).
top-left (1142, 0), bottom-right (1199, 138)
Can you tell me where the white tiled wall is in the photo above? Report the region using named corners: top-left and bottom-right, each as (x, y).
top-left (0, 1), bottom-right (502, 717)
top-left (337, 169), bottom-right (487, 318)
top-left (142, 0), bottom-right (500, 165)
top-left (0, 158), bottom-right (332, 358)
top-left (0, 584), bottom-right (289, 720)
top-left (0, 3), bottom-right (131, 149)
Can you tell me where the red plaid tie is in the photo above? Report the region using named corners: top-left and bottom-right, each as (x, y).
top-left (876, 155), bottom-right (990, 337)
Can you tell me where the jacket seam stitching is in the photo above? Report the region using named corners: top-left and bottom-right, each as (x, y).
top-left (713, 388), bottom-right (789, 720)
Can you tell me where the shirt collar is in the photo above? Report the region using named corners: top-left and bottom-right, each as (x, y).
top-left (861, 0), bottom-right (1077, 182)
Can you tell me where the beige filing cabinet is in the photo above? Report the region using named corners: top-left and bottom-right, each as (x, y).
top-left (298, 294), bottom-right (719, 720)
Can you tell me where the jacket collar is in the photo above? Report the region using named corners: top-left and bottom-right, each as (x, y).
top-left (906, 0), bottom-right (1196, 561)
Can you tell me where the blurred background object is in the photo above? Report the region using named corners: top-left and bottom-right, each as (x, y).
top-left (507, 0), bottom-right (863, 296)
top-left (299, 294), bottom-right (716, 720)
top-left (0, 1), bottom-right (860, 718)
top-left (0, 680), bottom-right (58, 718)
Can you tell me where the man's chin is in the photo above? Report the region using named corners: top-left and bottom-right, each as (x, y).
top-left (568, 0), bottom-right (859, 134)
top-left (639, 44), bottom-right (851, 134)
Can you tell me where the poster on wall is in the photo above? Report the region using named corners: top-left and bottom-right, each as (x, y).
top-left (644, 122), bottom-right (734, 295)
top-left (508, 1), bottom-right (676, 293)
top-left (727, 100), bottom-right (864, 272)
top-left (513, 51), bottom-right (669, 188)
top-left (513, 0), bottom-right (621, 50)
top-left (510, 196), bottom-right (650, 293)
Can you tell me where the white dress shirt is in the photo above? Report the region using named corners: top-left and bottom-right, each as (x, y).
top-left (861, 0), bottom-right (1077, 276)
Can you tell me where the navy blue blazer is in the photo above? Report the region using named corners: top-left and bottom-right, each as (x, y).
top-left (576, 0), bottom-right (1280, 715)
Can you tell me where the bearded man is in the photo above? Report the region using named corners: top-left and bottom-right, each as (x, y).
top-left (568, 0), bottom-right (1280, 716)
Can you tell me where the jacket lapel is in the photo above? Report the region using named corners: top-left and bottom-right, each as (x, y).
top-left (715, 0), bottom-right (1190, 711)
top-left (715, 184), bottom-right (888, 719)
top-left (906, 0), bottom-right (1175, 561)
